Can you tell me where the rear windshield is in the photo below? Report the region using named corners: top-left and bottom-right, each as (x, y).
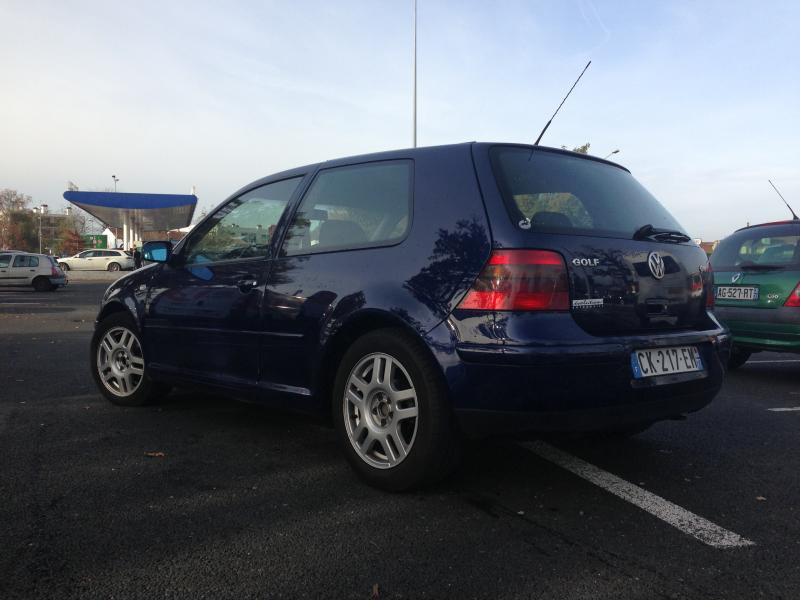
top-left (711, 224), bottom-right (800, 270)
top-left (490, 147), bottom-right (686, 239)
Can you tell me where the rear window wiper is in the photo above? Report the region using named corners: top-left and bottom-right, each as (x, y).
top-left (632, 224), bottom-right (691, 243)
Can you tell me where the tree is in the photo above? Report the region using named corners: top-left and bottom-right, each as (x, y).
top-left (5, 211), bottom-right (37, 251)
top-left (0, 189), bottom-right (32, 248)
top-left (561, 143), bottom-right (591, 154)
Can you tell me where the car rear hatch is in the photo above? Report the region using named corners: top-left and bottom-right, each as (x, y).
top-left (711, 222), bottom-right (800, 310)
top-left (470, 145), bottom-right (712, 337)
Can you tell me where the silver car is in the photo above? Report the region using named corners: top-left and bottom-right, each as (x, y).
top-left (58, 249), bottom-right (134, 272)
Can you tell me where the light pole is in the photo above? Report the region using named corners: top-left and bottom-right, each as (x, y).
top-left (604, 149), bottom-right (620, 159)
top-left (412, 0), bottom-right (417, 148)
top-left (112, 175), bottom-right (119, 192)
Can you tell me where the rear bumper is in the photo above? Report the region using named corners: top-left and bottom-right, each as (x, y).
top-left (49, 276), bottom-right (67, 286)
top-left (715, 305), bottom-right (800, 351)
top-left (446, 325), bottom-right (729, 437)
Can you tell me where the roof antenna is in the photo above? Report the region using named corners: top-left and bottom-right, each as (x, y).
top-left (533, 60), bottom-right (592, 146)
top-left (768, 179), bottom-right (798, 220)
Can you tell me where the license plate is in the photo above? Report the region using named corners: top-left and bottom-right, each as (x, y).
top-left (715, 285), bottom-right (759, 300)
top-left (631, 346), bottom-right (704, 379)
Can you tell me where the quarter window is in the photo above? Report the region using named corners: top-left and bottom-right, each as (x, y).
top-left (183, 177), bottom-right (302, 264)
top-left (282, 161), bottom-right (412, 256)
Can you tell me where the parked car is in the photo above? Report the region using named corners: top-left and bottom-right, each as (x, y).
top-left (0, 251), bottom-right (67, 291)
top-left (711, 220), bottom-right (800, 368)
top-left (90, 143), bottom-right (728, 490)
top-left (59, 249), bottom-right (134, 272)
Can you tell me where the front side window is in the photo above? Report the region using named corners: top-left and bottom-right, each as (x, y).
top-left (282, 161), bottom-right (412, 256)
top-left (78, 251), bottom-right (92, 258)
top-left (182, 177), bottom-right (301, 264)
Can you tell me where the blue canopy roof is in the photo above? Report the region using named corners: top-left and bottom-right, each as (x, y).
top-left (63, 191), bottom-right (197, 231)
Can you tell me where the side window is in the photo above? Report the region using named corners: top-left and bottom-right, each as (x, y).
top-left (0, 254), bottom-right (11, 268)
top-left (29, 256), bottom-right (39, 267)
top-left (12, 255), bottom-right (29, 267)
top-left (78, 251), bottom-right (92, 258)
top-left (182, 177), bottom-right (302, 265)
top-left (282, 161), bottom-right (412, 256)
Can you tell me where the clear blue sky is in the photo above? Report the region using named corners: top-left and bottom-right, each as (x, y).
top-left (1, 0), bottom-right (798, 240)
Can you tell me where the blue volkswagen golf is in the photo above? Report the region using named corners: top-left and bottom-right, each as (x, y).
top-left (91, 143), bottom-right (729, 490)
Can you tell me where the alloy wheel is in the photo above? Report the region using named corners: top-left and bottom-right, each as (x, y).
top-left (96, 326), bottom-right (145, 397)
top-left (343, 352), bottom-right (419, 469)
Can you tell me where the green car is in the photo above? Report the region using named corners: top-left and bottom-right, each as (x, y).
top-left (711, 220), bottom-right (800, 369)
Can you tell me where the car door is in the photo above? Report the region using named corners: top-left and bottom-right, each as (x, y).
top-left (0, 253), bottom-right (13, 286)
top-left (262, 160), bottom-right (414, 393)
top-left (9, 254), bottom-right (39, 285)
top-left (72, 250), bottom-right (93, 270)
top-left (144, 176), bottom-right (304, 386)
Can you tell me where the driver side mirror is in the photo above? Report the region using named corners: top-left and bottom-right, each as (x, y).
top-left (142, 241), bottom-right (172, 263)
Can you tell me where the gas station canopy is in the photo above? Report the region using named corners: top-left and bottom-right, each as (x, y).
top-left (63, 191), bottom-right (197, 231)
top-left (63, 191), bottom-right (197, 249)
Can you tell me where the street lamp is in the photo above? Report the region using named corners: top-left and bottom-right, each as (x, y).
top-left (33, 204), bottom-right (47, 253)
top-left (604, 149), bottom-right (620, 159)
top-left (112, 175), bottom-right (119, 192)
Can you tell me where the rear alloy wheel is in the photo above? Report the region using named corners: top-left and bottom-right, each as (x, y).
top-left (91, 312), bottom-right (170, 406)
top-left (59, 262), bottom-right (70, 271)
top-left (333, 328), bottom-right (460, 491)
top-left (344, 352), bottom-right (419, 470)
top-left (107, 262), bottom-right (121, 272)
top-left (728, 348), bottom-right (751, 370)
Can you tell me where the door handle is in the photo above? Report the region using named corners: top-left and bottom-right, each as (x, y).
top-left (237, 279), bottom-right (259, 292)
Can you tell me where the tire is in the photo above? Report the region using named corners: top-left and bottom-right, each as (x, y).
top-left (90, 312), bottom-right (170, 406)
top-left (32, 277), bottom-right (52, 292)
top-left (332, 328), bottom-right (461, 491)
top-left (728, 348), bottom-right (751, 370)
top-left (107, 262), bottom-right (121, 272)
top-left (59, 262), bottom-right (70, 271)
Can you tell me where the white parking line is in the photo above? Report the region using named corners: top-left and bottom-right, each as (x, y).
top-left (520, 440), bottom-right (755, 549)
top-left (767, 407), bottom-right (800, 412)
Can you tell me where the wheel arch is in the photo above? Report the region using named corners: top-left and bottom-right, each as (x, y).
top-left (97, 299), bottom-right (139, 329)
top-left (313, 309), bottom-right (445, 416)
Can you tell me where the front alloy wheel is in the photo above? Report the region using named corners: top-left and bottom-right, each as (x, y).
top-left (344, 352), bottom-right (419, 469)
top-left (97, 326), bottom-right (145, 397)
top-left (90, 312), bottom-right (170, 406)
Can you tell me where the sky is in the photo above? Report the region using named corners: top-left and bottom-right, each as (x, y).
top-left (1, 0), bottom-right (798, 241)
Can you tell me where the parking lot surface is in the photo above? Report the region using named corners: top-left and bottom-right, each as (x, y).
top-left (1, 282), bottom-right (799, 599)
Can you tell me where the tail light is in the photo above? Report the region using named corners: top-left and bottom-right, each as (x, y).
top-left (51, 265), bottom-right (60, 277)
top-left (458, 250), bottom-right (569, 311)
top-left (705, 262), bottom-right (714, 309)
top-left (784, 282), bottom-right (800, 307)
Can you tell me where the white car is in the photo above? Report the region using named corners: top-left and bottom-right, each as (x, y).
top-left (58, 249), bottom-right (134, 272)
top-left (0, 252), bottom-right (67, 291)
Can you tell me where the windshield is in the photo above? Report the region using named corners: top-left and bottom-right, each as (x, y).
top-left (711, 224), bottom-right (800, 270)
top-left (490, 147), bottom-right (686, 240)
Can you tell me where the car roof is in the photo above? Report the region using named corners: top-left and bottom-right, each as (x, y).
top-left (735, 219), bottom-right (800, 232)
top-left (234, 142), bottom-right (630, 196)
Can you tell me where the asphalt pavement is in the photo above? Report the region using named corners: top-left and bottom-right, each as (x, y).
top-left (1, 282), bottom-right (799, 599)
